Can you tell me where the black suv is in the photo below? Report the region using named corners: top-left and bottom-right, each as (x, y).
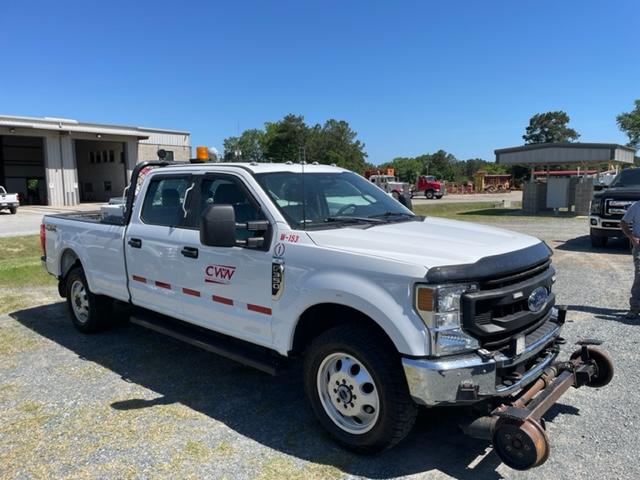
top-left (589, 167), bottom-right (640, 247)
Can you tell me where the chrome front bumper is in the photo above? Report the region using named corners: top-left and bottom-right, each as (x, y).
top-left (589, 215), bottom-right (621, 231)
top-left (402, 313), bottom-right (563, 406)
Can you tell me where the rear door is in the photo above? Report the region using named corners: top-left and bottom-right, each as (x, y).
top-left (125, 173), bottom-right (195, 319)
top-left (177, 172), bottom-right (274, 347)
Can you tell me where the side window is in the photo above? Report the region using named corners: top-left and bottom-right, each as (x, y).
top-left (140, 176), bottom-right (191, 227)
top-left (196, 176), bottom-right (265, 240)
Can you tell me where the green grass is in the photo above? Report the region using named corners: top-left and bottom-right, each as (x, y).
top-left (0, 235), bottom-right (54, 289)
top-left (413, 201), bottom-right (522, 220)
top-left (412, 201), bottom-right (579, 221)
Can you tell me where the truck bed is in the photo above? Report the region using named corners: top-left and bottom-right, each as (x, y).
top-left (46, 210), bottom-right (125, 225)
top-left (43, 211), bottom-right (129, 302)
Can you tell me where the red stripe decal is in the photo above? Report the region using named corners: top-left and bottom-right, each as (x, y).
top-left (182, 287), bottom-right (201, 297)
top-left (155, 281), bottom-right (171, 289)
top-left (132, 275), bottom-right (146, 283)
top-left (212, 295), bottom-right (234, 305)
top-left (247, 304), bottom-right (272, 315)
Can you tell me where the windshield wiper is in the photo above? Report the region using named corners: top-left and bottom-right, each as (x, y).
top-left (369, 211), bottom-right (415, 219)
top-left (325, 216), bottom-right (385, 224)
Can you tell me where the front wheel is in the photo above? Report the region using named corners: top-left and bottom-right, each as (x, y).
top-left (303, 324), bottom-right (418, 453)
top-left (65, 267), bottom-right (114, 333)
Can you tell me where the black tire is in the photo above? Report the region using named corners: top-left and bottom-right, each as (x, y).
top-left (435, 195), bottom-right (443, 200)
top-left (590, 233), bottom-right (608, 248)
top-left (425, 190), bottom-right (434, 199)
top-left (65, 266), bottom-right (114, 333)
top-left (303, 324), bottom-right (418, 453)
top-left (9, 207), bottom-right (17, 214)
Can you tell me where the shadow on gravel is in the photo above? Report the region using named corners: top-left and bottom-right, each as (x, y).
top-left (11, 303), bottom-right (580, 479)
top-left (554, 235), bottom-right (630, 255)
top-left (567, 305), bottom-right (636, 325)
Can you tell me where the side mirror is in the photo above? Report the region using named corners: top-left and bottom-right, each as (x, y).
top-left (200, 205), bottom-right (237, 247)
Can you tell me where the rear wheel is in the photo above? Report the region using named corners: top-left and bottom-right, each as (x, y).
top-left (425, 190), bottom-right (434, 199)
top-left (65, 267), bottom-right (114, 333)
top-left (9, 207), bottom-right (17, 214)
top-left (303, 324), bottom-right (417, 453)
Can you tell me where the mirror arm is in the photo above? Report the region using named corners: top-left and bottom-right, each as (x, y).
top-left (235, 237), bottom-right (265, 249)
top-left (235, 220), bottom-right (271, 231)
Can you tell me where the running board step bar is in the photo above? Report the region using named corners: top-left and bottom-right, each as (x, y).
top-left (130, 312), bottom-right (285, 375)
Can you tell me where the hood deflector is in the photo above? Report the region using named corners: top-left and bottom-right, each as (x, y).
top-left (425, 242), bottom-right (552, 284)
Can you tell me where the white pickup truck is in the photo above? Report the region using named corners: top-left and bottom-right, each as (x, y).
top-left (41, 161), bottom-right (612, 470)
top-left (0, 186), bottom-right (19, 214)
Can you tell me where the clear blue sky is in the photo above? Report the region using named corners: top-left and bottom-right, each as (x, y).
top-left (1, 0), bottom-right (638, 164)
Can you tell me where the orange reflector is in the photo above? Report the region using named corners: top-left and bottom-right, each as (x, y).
top-left (417, 287), bottom-right (434, 311)
top-left (196, 146), bottom-right (209, 160)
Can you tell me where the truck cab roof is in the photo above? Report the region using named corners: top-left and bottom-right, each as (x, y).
top-left (152, 162), bottom-right (350, 176)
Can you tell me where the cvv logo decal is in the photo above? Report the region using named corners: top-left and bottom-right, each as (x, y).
top-left (205, 264), bottom-right (236, 284)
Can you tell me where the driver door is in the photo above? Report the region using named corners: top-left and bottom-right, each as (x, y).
top-left (178, 173), bottom-right (274, 347)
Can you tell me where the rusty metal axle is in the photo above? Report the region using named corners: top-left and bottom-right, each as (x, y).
top-left (462, 342), bottom-right (613, 470)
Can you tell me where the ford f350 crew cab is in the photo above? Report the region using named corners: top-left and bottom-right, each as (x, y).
top-left (42, 161), bottom-right (613, 470)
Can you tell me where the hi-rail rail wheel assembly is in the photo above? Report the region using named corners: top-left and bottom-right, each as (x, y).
top-left (463, 339), bottom-right (614, 470)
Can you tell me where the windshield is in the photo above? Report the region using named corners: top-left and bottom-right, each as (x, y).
top-left (610, 169), bottom-right (640, 188)
top-left (255, 171), bottom-right (414, 228)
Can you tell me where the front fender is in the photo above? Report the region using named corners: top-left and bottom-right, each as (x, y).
top-left (273, 270), bottom-right (429, 357)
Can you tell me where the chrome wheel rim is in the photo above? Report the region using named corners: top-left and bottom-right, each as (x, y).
top-left (70, 280), bottom-right (89, 323)
top-left (316, 352), bottom-right (380, 434)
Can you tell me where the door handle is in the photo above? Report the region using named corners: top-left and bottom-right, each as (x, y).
top-left (128, 238), bottom-right (142, 248)
top-left (181, 246), bottom-right (199, 258)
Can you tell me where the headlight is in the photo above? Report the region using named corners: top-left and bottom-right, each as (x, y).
top-left (415, 284), bottom-right (480, 356)
top-left (590, 198), bottom-right (601, 214)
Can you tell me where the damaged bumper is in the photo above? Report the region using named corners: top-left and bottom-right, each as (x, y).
top-left (402, 307), bottom-right (564, 406)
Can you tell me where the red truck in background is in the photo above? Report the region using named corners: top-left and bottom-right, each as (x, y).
top-left (414, 175), bottom-right (445, 199)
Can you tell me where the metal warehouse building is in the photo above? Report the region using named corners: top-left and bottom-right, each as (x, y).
top-left (0, 114), bottom-right (191, 206)
top-left (495, 142), bottom-right (636, 214)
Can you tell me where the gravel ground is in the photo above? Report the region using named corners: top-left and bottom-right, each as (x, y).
top-left (0, 216), bottom-right (637, 479)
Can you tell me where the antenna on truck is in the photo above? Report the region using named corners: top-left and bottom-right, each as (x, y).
top-left (299, 146), bottom-right (307, 230)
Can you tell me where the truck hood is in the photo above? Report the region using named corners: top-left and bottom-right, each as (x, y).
top-left (594, 187), bottom-right (640, 199)
top-left (306, 217), bottom-right (543, 272)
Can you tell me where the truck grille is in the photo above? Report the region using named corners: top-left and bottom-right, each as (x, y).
top-left (461, 261), bottom-right (555, 349)
top-left (604, 199), bottom-right (634, 218)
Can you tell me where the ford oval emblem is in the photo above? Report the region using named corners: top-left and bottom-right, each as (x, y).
top-left (528, 287), bottom-right (549, 313)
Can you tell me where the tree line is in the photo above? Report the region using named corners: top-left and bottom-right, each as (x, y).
top-left (221, 100), bottom-right (640, 185)
top-left (222, 114), bottom-right (368, 173)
